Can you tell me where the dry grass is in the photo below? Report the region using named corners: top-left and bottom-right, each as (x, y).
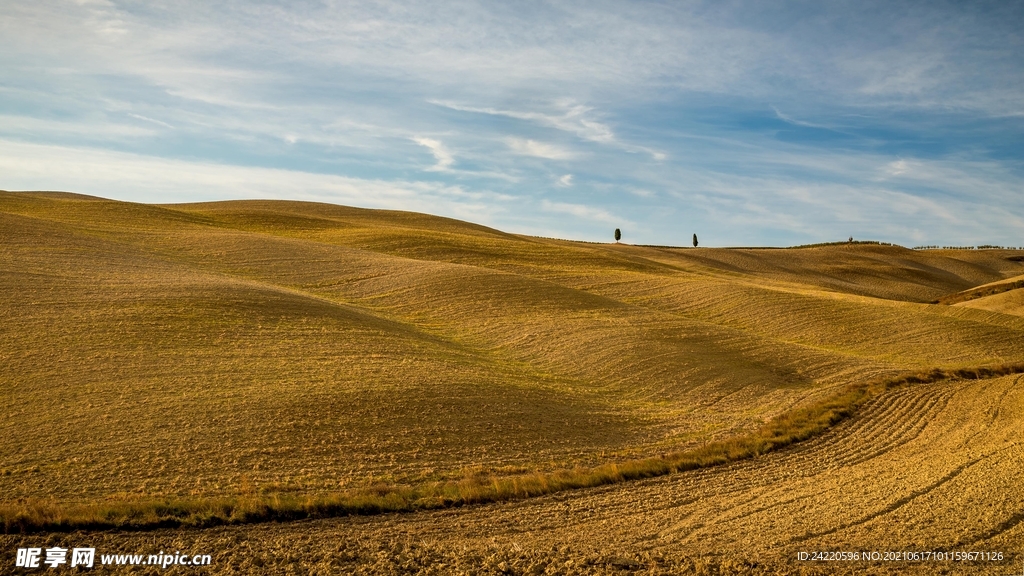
top-left (6, 371), bottom-right (1023, 574)
top-left (956, 289), bottom-right (1024, 319)
top-left (935, 279), bottom-right (1024, 305)
top-left (3, 362), bottom-right (1022, 533)
top-left (3, 192), bottom-right (1024, 543)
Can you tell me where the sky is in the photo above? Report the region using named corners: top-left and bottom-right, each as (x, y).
top-left (2, 0), bottom-right (1023, 246)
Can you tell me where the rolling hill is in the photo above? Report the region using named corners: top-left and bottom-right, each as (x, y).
top-left (3, 191), bottom-right (1024, 573)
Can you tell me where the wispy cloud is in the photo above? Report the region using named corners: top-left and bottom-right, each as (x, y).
top-left (0, 138), bottom-right (514, 225)
top-left (412, 137), bottom-right (455, 171)
top-left (1, 1), bottom-right (1022, 245)
top-left (771, 106), bottom-right (831, 130)
top-left (435, 100), bottom-right (666, 160)
top-left (506, 138), bottom-right (576, 160)
top-left (433, 100), bottom-right (615, 144)
top-left (885, 159), bottom-right (909, 176)
top-left (126, 113), bottom-right (174, 129)
top-left (408, 136), bottom-right (520, 182)
top-left (540, 199), bottom-right (625, 227)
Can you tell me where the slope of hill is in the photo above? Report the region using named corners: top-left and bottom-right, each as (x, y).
top-left (955, 285), bottom-right (1024, 317)
top-left (3, 191), bottom-right (1024, 549)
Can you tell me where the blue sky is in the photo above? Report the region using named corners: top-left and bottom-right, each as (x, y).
top-left (2, 1), bottom-right (1023, 246)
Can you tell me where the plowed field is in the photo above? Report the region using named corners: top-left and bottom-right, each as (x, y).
top-left (6, 374), bottom-right (1021, 574)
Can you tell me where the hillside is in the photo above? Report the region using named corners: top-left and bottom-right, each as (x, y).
top-left (956, 287), bottom-right (1024, 317)
top-left (3, 191), bottom-right (1024, 573)
top-left (940, 273), bottom-right (1024, 317)
top-left (3, 191), bottom-right (1024, 501)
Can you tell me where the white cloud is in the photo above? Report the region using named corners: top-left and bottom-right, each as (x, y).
top-left (540, 199), bottom-right (625, 226)
top-left (885, 159), bottom-right (909, 176)
top-left (9, 1), bottom-right (1024, 121)
top-left (628, 188), bottom-right (654, 198)
top-left (0, 115), bottom-right (156, 139)
top-left (771, 106), bottom-right (831, 129)
top-left (507, 138), bottom-right (576, 160)
top-left (433, 100), bottom-right (614, 144)
top-left (0, 139), bottom-right (513, 225)
top-left (872, 156), bottom-right (1024, 208)
top-left (407, 136), bottom-right (518, 182)
top-left (3, 1), bottom-right (1024, 247)
top-left (652, 143), bottom-right (1024, 245)
top-left (412, 137), bottom-right (454, 171)
top-left (558, 174), bottom-right (574, 187)
top-left (126, 113), bottom-right (174, 129)
top-left (437, 100), bottom-right (665, 160)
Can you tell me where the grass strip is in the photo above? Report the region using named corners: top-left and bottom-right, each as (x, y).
top-left (934, 280), bottom-right (1024, 305)
top-left (5, 363), bottom-right (1023, 534)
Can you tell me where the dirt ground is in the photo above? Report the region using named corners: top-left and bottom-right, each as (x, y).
top-left (6, 375), bottom-right (1021, 575)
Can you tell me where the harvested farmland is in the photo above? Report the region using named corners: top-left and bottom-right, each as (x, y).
top-left (3, 191), bottom-right (1024, 574)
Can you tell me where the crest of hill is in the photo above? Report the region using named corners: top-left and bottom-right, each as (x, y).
top-left (606, 243), bottom-right (1024, 303)
top-left (948, 273), bottom-right (1024, 316)
top-left (954, 287), bottom-right (1024, 317)
top-left (3, 192), bottom-right (1021, 303)
top-left (166, 198), bottom-right (1024, 303)
top-left (168, 198), bottom-right (521, 240)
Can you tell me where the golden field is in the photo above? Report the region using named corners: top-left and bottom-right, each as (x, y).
top-left (3, 191), bottom-right (1024, 574)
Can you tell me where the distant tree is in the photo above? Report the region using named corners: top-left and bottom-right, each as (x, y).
top-left (614, 228), bottom-right (621, 242)
top-left (692, 233), bottom-right (698, 248)
top-left (849, 236), bottom-right (853, 243)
